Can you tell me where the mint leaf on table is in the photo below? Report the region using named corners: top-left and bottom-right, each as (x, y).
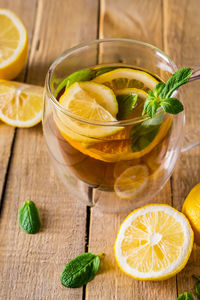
top-left (130, 111), bottom-right (163, 151)
top-left (18, 201), bottom-right (41, 234)
top-left (176, 292), bottom-right (194, 300)
top-left (117, 94), bottom-right (138, 120)
top-left (195, 281), bottom-right (200, 298)
top-left (61, 252), bottom-right (103, 288)
top-left (192, 275), bottom-right (200, 298)
top-left (143, 67), bottom-right (193, 118)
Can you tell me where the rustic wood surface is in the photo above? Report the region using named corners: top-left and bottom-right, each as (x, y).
top-left (0, 0), bottom-right (200, 299)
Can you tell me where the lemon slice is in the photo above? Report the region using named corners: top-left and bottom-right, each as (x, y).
top-left (57, 81), bottom-right (122, 142)
top-left (0, 9), bottom-right (28, 80)
top-left (114, 165), bottom-right (149, 198)
top-left (93, 68), bottom-right (158, 92)
top-left (0, 80), bottom-right (43, 127)
top-left (115, 204), bottom-right (194, 280)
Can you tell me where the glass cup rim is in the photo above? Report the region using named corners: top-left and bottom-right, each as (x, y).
top-left (45, 38), bottom-right (178, 127)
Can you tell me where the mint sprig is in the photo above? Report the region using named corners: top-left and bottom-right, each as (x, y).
top-left (143, 67), bottom-right (193, 118)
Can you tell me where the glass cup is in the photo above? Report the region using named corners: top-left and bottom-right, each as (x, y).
top-left (42, 39), bottom-right (198, 212)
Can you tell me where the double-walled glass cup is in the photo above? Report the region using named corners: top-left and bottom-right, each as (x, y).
top-left (43, 39), bottom-right (192, 212)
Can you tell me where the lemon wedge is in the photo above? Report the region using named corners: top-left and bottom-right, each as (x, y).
top-left (0, 80), bottom-right (43, 127)
top-left (115, 204), bottom-right (194, 281)
top-left (93, 68), bottom-right (158, 92)
top-left (0, 9), bottom-right (28, 80)
top-left (57, 81), bottom-right (122, 143)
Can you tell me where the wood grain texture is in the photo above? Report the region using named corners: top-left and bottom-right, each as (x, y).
top-left (87, 1), bottom-right (176, 299)
top-left (0, 0), bottom-right (98, 299)
top-left (0, 0), bottom-right (37, 205)
top-left (163, 0), bottom-right (200, 297)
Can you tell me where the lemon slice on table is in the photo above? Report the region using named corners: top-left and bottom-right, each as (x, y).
top-left (114, 164), bottom-right (149, 199)
top-left (115, 204), bottom-right (194, 281)
top-left (0, 80), bottom-right (43, 127)
top-left (0, 9), bottom-right (28, 80)
top-left (93, 68), bottom-right (158, 92)
top-left (57, 81), bottom-right (122, 143)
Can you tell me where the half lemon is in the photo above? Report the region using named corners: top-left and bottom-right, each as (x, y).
top-left (0, 9), bottom-right (28, 80)
top-left (0, 80), bottom-right (43, 127)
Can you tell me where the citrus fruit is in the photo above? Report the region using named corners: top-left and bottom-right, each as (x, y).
top-left (56, 81), bottom-right (122, 143)
top-left (0, 80), bottom-right (43, 127)
top-left (182, 183), bottom-right (200, 245)
top-left (61, 114), bottom-right (172, 162)
top-left (93, 68), bottom-right (158, 92)
top-left (114, 164), bottom-right (149, 198)
top-left (115, 204), bottom-right (194, 280)
top-left (0, 9), bottom-right (28, 80)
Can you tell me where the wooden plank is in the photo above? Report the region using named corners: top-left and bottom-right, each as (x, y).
top-left (0, 0), bottom-right (98, 299)
top-left (86, 0), bottom-right (177, 299)
top-left (164, 0), bottom-right (200, 296)
top-left (0, 0), bottom-right (37, 204)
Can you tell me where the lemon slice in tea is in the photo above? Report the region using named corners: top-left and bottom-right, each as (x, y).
top-left (93, 68), bottom-right (158, 92)
top-left (115, 204), bottom-right (194, 280)
top-left (57, 81), bottom-right (122, 143)
top-left (114, 164), bottom-right (149, 198)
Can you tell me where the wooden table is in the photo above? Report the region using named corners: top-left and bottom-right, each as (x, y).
top-left (1, 0), bottom-right (200, 299)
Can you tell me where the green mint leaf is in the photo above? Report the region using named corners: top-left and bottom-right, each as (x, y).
top-left (55, 69), bottom-right (95, 97)
top-left (117, 94), bottom-right (138, 120)
top-left (153, 82), bottom-right (165, 97)
top-left (160, 67), bottom-right (192, 99)
top-left (94, 66), bottom-right (117, 76)
top-left (193, 275), bottom-right (200, 281)
top-left (130, 112), bottom-right (163, 152)
top-left (61, 252), bottom-right (103, 288)
top-left (195, 281), bottom-right (200, 298)
top-left (160, 97), bottom-right (184, 114)
top-left (146, 99), bottom-right (160, 117)
top-left (18, 201), bottom-right (41, 234)
top-left (176, 292), bottom-right (194, 300)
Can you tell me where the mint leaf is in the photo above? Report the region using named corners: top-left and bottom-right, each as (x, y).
top-left (18, 201), bottom-right (41, 234)
top-left (61, 252), bottom-right (103, 288)
top-left (55, 69), bottom-right (95, 97)
top-left (117, 94), bottom-right (138, 120)
top-left (160, 97), bottom-right (184, 114)
top-left (160, 67), bottom-right (192, 99)
top-left (130, 112), bottom-right (163, 151)
top-left (145, 99), bottom-right (160, 118)
top-left (153, 82), bottom-right (165, 97)
top-left (176, 292), bottom-right (194, 300)
top-left (195, 281), bottom-right (200, 298)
